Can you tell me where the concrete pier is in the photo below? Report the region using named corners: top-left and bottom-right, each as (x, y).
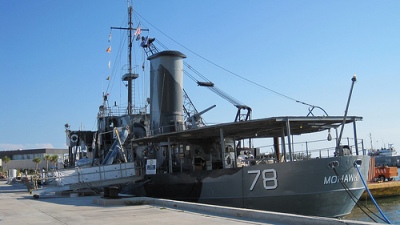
top-left (361, 181), bottom-right (400, 199)
top-left (0, 180), bottom-right (384, 225)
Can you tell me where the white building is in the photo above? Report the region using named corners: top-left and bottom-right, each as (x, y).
top-left (0, 148), bottom-right (68, 172)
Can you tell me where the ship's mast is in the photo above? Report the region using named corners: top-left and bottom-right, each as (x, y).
top-left (126, 6), bottom-right (134, 115)
top-left (111, 5), bottom-right (144, 115)
top-left (370, 132), bottom-right (373, 150)
top-left (119, 5), bottom-right (136, 115)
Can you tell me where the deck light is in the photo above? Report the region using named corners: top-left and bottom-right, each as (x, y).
top-left (327, 129), bottom-right (332, 141)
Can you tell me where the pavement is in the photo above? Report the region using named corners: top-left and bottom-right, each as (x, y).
top-left (0, 180), bottom-right (382, 225)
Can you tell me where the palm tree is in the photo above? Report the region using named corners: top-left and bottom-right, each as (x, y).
top-left (2, 156), bottom-right (11, 176)
top-left (32, 157), bottom-right (42, 174)
top-left (50, 155), bottom-right (59, 170)
top-left (43, 155), bottom-right (51, 173)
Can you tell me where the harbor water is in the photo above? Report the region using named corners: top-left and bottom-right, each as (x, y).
top-left (345, 168), bottom-right (400, 224)
top-left (346, 195), bottom-right (400, 224)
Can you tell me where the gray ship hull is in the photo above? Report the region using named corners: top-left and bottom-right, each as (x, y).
top-left (143, 155), bottom-right (369, 218)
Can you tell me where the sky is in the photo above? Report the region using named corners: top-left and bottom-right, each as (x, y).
top-left (1, 1), bottom-right (400, 152)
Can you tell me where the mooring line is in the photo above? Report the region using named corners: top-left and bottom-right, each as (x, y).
top-left (332, 167), bottom-right (381, 223)
top-left (355, 164), bottom-right (392, 224)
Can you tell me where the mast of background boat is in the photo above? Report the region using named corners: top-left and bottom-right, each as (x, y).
top-left (336, 74), bottom-right (357, 152)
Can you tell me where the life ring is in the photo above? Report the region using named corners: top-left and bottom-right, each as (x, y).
top-left (70, 134), bottom-right (79, 143)
top-left (225, 154), bottom-right (232, 166)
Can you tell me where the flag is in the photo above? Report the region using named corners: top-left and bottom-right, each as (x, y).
top-left (134, 25), bottom-right (141, 36)
top-left (106, 46), bottom-right (111, 53)
top-left (134, 25), bottom-right (141, 41)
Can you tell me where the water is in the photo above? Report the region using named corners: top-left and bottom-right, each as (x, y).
top-left (345, 168), bottom-right (400, 224)
top-left (345, 196), bottom-right (400, 224)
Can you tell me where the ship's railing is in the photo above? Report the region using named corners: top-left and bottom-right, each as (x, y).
top-left (30, 165), bottom-right (138, 188)
top-left (52, 162), bottom-right (137, 187)
top-left (98, 106), bottom-right (128, 117)
top-left (256, 138), bottom-right (366, 161)
top-left (98, 106), bottom-right (148, 118)
top-left (148, 122), bottom-right (186, 136)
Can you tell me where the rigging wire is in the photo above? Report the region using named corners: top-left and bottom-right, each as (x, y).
top-left (106, 20), bottom-right (128, 96)
top-left (153, 38), bottom-right (247, 108)
top-left (183, 61), bottom-right (246, 107)
top-left (133, 10), bottom-right (324, 113)
top-left (154, 38), bottom-right (247, 108)
top-left (105, 8), bottom-right (153, 112)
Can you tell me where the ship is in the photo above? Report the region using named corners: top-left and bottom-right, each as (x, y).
top-left (368, 139), bottom-right (400, 167)
top-left (61, 4), bottom-right (370, 218)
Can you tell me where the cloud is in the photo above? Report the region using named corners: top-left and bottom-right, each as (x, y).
top-left (0, 143), bottom-right (55, 151)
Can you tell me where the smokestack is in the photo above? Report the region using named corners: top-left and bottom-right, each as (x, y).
top-left (148, 50), bottom-right (186, 134)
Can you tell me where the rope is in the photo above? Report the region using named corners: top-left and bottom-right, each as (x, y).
top-left (332, 167), bottom-right (382, 223)
top-left (355, 164), bottom-right (392, 224)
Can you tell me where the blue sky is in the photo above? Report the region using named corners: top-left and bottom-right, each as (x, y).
top-left (1, 1), bottom-right (399, 152)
